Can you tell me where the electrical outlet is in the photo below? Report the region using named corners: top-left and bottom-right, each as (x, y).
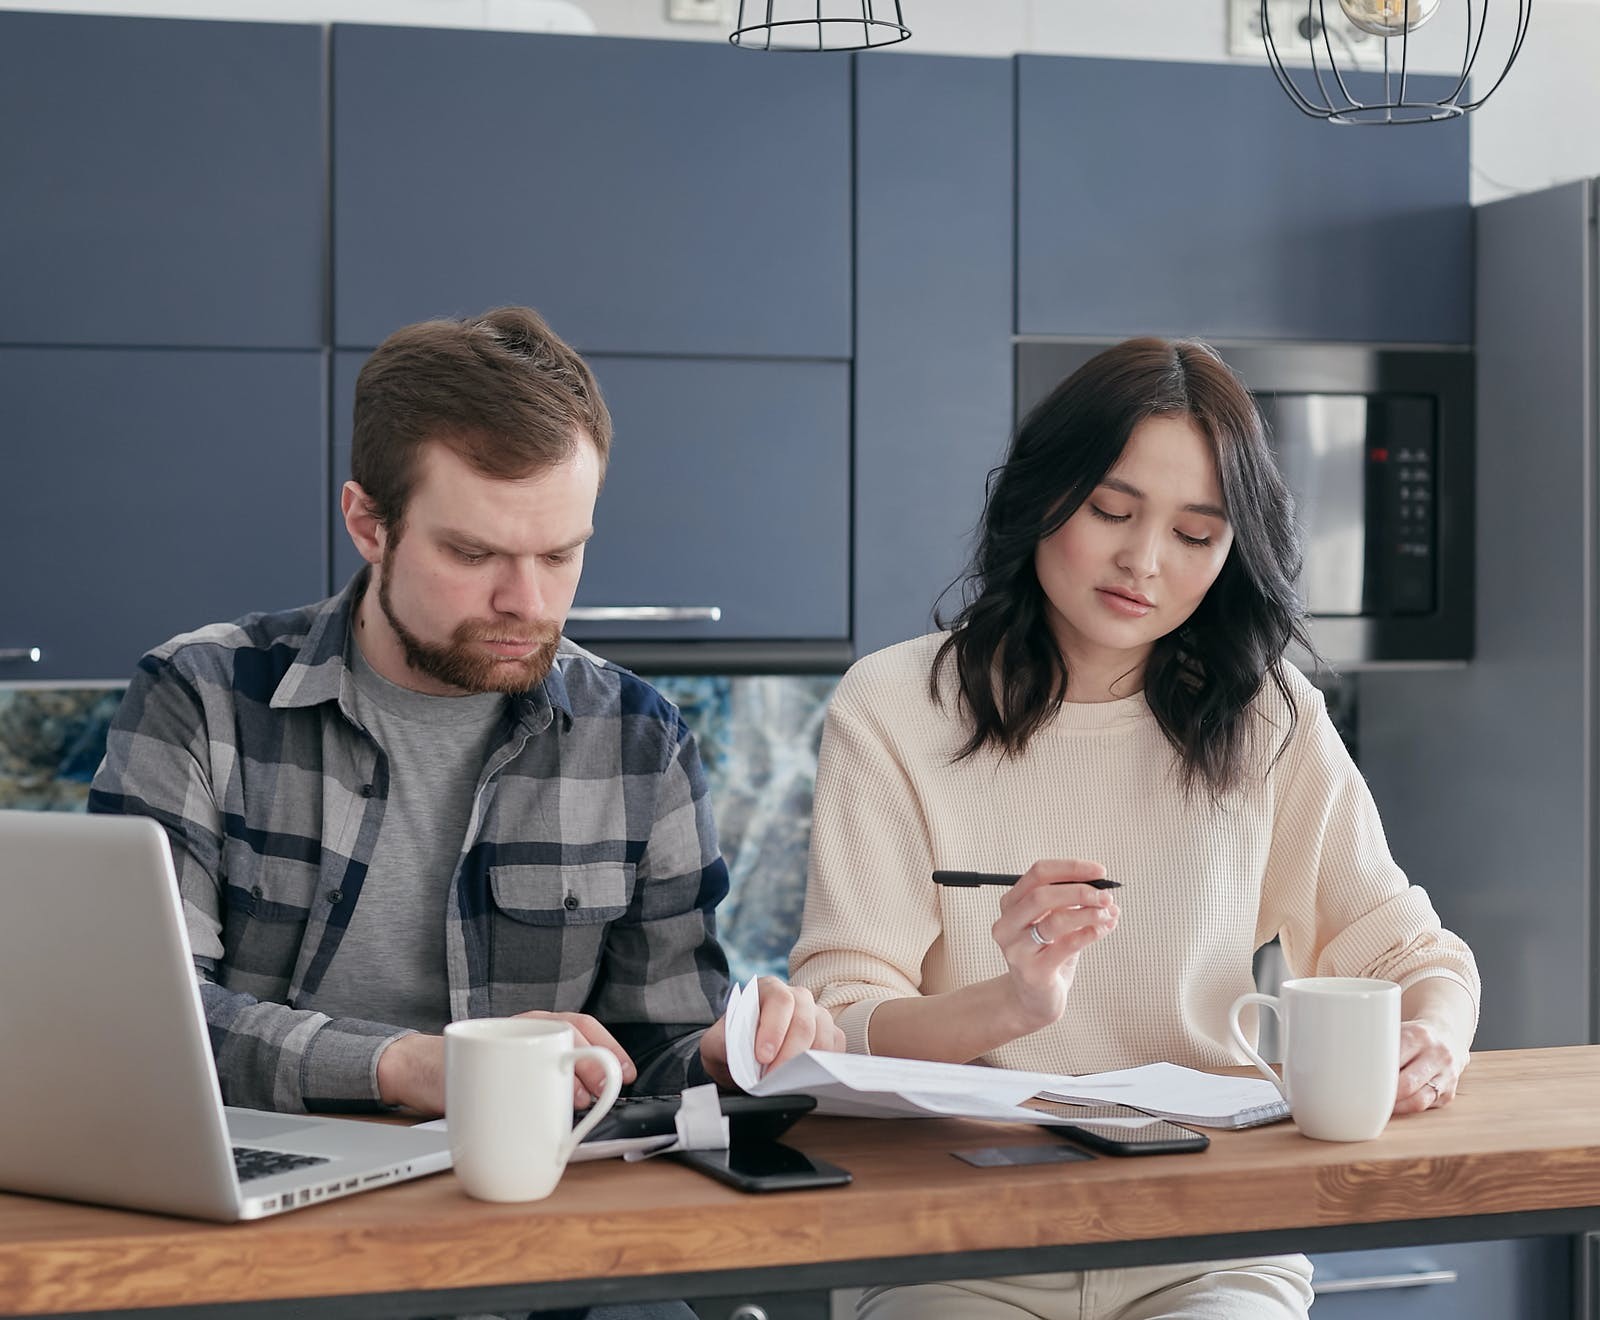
top-left (666, 0), bottom-right (728, 22)
top-left (1227, 0), bottom-right (1377, 60)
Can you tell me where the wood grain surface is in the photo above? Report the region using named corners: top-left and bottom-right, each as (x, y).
top-left (2, 1047), bottom-right (1598, 1315)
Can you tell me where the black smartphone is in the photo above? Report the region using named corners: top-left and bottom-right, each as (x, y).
top-left (671, 1139), bottom-right (853, 1193)
top-left (1033, 1101), bottom-right (1210, 1156)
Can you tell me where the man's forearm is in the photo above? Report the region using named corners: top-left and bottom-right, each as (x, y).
top-left (200, 980), bottom-right (405, 1113)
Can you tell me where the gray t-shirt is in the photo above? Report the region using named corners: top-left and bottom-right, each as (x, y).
top-left (308, 640), bottom-right (506, 1033)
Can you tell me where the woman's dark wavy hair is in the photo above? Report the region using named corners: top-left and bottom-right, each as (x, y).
top-left (933, 336), bottom-right (1315, 795)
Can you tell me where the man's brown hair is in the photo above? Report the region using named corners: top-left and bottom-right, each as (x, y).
top-left (351, 305), bottom-right (613, 532)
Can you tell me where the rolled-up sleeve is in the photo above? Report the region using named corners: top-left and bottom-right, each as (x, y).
top-left (89, 655), bottom-right (407, 1113)
top-left (790, 686), bottom-right (942, 1055)
top-left (1260, 686), bottom-right (1481, 1016)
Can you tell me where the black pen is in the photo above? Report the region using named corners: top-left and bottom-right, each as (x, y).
top-left (932, 870), bottom-right (1121, 890)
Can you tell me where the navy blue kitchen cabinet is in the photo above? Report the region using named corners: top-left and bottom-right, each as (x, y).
top-left (0, 349), bottom-right (326, 684)
top-left (1307, 1239), bottom-right (1570, 1319)
top-left (0, 12), bottom-right (324, 350)
top-left (332, 351), bottom-right (849, 645)
top-left (331, 25), bottom-right (852, 360)
top-left (852, 53), bottom-right (1014, 658)
top-left (1016, 57), bottom-right (1472, 344)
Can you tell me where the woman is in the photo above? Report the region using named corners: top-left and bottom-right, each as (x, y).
top-left (790, 337), bottom-right (1479, 1320)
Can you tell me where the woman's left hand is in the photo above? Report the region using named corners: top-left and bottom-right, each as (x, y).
top-left (1394, 1018), bottom-right (1468, 1114)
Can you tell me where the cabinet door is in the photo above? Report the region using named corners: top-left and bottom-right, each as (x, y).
top-left (331, 353), bottom-right (849, 643)
top-left (332, 25), bottom-right (851, 360)
top-left (1016, 57), bottom-right (1471, 344)
top-left (0, 350), bottom-right (326, 685)
top-left (853, 54), bottom-right (1014, 658)
top-left (1308, 1239), bottom-right (1571, 1318)
top-left (0, 12), bottom-right (324, 350)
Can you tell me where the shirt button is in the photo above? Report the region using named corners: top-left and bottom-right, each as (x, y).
top-left (360, 784), bottom-right (375, 798)
top-left (327, 890), bottom-right (343, 905)
top-left (563, 893), bottom-right (580, 911)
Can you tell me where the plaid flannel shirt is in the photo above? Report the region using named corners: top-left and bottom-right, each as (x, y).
top-left (88, 573), bottom-right (732, 1113)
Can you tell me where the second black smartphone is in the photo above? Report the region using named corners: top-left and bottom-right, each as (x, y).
top-left (1033, 1101), bottom-right (1210, 1156)
top-left (671, 1139), bottom-right (853, 1192)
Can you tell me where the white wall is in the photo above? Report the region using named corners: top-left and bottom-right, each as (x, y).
top-left (6, 0), bottom-right (1596, 201)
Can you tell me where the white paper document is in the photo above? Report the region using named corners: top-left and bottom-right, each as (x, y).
top-left (724, 978), bottom-right (1289, 1129)
top-left (1036, 1062), bottom-right (1290, 1129)
top-left (724, 978), bottom-right (1068, 1123)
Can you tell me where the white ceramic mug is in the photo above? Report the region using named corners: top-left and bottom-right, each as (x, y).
top-left (443, 1017), bottom-right (623, 1202)
top-left (1228, 976), bottom-right (1400, 1142)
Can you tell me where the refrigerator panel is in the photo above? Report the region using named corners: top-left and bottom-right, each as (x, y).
top-left (1358, 180), bottom-right (1595, 1050)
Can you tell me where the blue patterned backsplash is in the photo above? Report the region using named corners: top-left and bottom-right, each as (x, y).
top-left (0, 675), bottom-right (836, 982)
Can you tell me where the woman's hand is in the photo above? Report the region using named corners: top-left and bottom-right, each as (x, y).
top-left (699, 977), bottom-right (845, 1090)
top-left (1394, 1017), bottom-right (1469, 1114)
top-left (992, 859), bottom-right (1119, 1035)
top-left (1393, 978), bottom-right (1475, 1115)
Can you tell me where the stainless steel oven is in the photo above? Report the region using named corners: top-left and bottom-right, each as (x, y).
top-left (1014, 341), bottom-right (1474, 666)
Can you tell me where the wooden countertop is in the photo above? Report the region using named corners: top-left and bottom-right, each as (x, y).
top-left (3, 1046), bottom-right (1598, 1315)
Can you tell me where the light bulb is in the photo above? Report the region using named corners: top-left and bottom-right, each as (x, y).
top-left (1337, 0), bottom-right (1441, 37)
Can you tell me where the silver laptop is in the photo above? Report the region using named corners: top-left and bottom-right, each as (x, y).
top-left (0, 809), bottom-right (453, 1220)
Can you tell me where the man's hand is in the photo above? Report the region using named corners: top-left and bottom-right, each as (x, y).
top-left (376, 1010), bottom-right (639, 1116)
top-left (698, 976), bottom-right (845, 1090)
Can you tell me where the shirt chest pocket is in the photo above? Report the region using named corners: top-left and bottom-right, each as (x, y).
top-left (489, 861), bottom-right (634, 926)
top-left (220, 842), bottom-right (323, 922)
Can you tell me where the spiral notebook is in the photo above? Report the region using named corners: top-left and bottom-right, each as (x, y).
top-left (1035, 1062), bottom-right (1290, 1130)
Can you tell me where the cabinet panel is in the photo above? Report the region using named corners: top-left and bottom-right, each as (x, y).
top-left (332, 353), bottom-right (849, 642)
top-left (332, 25), bottom-right (851, 359)
top-left (689, 1292), bottom-right (829, 1320)
top-left (1308, 1238), bottom-right (1571, 1318)
top-left (0, 12), bottom-right (324, 350)
top-left (0, 350), bottom-right (326, 685)
top-left (1016, 57), bottom-right (1471, 344)
top-left (853, 54), bottom-right (1014, 658)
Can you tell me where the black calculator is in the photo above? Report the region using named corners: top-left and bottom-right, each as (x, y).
top-left (582, 1092), bottom-right (816, 1145)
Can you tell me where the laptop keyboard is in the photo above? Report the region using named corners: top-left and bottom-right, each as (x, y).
top-left (232, 1145), bottom-right (331, 1183)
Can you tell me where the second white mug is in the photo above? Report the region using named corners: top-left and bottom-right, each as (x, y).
top-left (1228, 976), bottom-right (1400, 1142)
top-left (443, 1017), bottom-right (622, 1202)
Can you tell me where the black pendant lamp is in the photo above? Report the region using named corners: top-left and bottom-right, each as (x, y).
top-left (1262, 0), bottom-right (1531, 123)
top-left (730, 2), bottom-right (911, 51)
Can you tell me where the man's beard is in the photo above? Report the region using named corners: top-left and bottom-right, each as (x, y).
top-left (377, 549), bottom-right (561, 694)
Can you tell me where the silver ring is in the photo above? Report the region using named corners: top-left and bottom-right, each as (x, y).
top-left (1028, 922), bottom-right (1052, 948)
top-left (1423, 1079), bottom-right (1440, 1106)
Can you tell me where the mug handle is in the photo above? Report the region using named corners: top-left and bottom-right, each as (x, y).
top-left (561, 1047), bottom-right (624, 1161)
top-left (1228, 991), bottom-right (1288, 1099)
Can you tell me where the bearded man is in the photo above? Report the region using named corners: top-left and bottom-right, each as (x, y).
top-left (90, 306), bottom-right (838, 1146)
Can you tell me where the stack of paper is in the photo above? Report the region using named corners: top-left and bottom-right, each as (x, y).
top-left (725, 979), bottom-right (1063, 1123)
top-left (1036, 1063), bottom-right (1289, 1129)
top-left (725, 979), bottom-right (1289, 1130)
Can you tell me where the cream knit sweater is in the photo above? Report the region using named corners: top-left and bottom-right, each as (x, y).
top-left (790, 633), bottom-right (1480, 1074)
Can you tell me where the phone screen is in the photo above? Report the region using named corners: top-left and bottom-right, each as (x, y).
top-left (675, 1140), bottom-right (853, 1191)
top-left (720, 1142), bottom-right (825, 1178)
top-left (1031, 1101), bottom-right (1209, 1154)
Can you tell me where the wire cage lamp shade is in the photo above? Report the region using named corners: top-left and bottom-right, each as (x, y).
top-left (730, 2), bottom-right (911, 51)
top-left (1262, 0), bottom-right (1531, 123)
